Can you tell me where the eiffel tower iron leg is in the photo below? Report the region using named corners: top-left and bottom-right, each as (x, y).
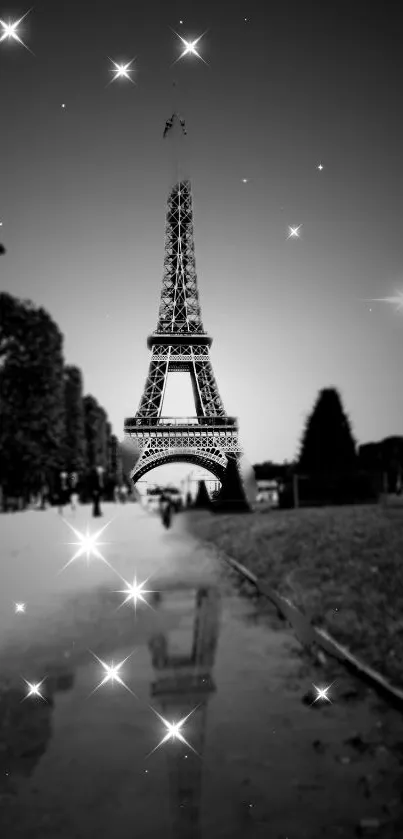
top-left (137, 357), bottom-right (168, 417)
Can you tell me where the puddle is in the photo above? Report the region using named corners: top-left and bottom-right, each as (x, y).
top-left (0, 505), bottom-right (402, 837)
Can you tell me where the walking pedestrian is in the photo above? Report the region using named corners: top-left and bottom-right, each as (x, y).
top-left (70, 472), bottom-right (79, 511)
top-left (90, 465), bottom-right (104, 518)
top-left (58, 471), bottom-right (69, 515)
top-left (159, 491), bottom-right (173, 529)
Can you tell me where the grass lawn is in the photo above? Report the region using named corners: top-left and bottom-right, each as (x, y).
top-left (185, 500), bottom-right (403, 688)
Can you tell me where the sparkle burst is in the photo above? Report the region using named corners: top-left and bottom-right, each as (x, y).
top-left (108, 58), bottom-right (136, 85)
top-left (287, 224), bottom-right (302, 239)
top-left (59, 519), bottom-right (113, 572)
top-left (171, 29), bottom-right (208, 65)
top-left (114, 575), bottom-right (156, 615)
top-left (312, 682), bottom-right (335, 704)
top-left (317, 163), bottom-right (324, 171)
top-left (14, 602), bottom-right (26, 613)
top-left (0, 9), bottom-right (33, 53)
top-left (364, 291), bottom-right (403, 313)
top-left (88, 651), bottom-right (137, 697)
top-left (22, 679), bottom-right (46, 701)
top-left (147, 706), bottom-right (199, 757)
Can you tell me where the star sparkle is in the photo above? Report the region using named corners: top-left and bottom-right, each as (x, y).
top-left (114, 575), bottom-right (156, 614)
top-left (0, 10), bottom-right (33, 53)
top-left (14, 602), bottom-right (26, 613)
top-left (108, 58), bottom-right (136, 85)
top-left (59, 519), bottom-right (113, 572)
top-left (89, 651), bottom-right (137, 697)
top-left (364, 291), bottom-right (403, 313)
top-left (23, 679), bottom-right (46, 701)
top-left (312, 682), bottom-right (334, 704)
top-left (171, 30), bottom-right (208, 65)
top-left (147, 706), bottom-right (199, 757)
top-left (287, 224), bottom-right (302, 239)
top-left (317, 163), bottom-right (324, 171)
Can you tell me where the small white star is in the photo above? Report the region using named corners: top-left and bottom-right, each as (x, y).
top-left (147, 707), bottom-right (199, 757)
top-left (179, 19), bottom-right (183, 24)
top-left (89, 651), bottom-right (137, 697)
top-left (312, 682), bottom-right (334, 704)
top-left (242, 178), bottom-right (249, 183)
top-left (23, 679), bottom-right (46, 701)
top-left (172, 30), bottom-right (208, 65)
top-left (61, 103), bottom-right (66, 109)
top-left (115, 575), bottom-right (156, 614)
top-left (365, 291), bottom-right (403, 313)
top-left (59, 519), bottom-right (113, 572)
top-left (108, 58), bottom-right (136, 85)
top-left (287, 224), bottom-right (302, 239)
top-left (14, 602), bottom-right (26, 614)
top-left (0, 10), bottom-right (33, 52)
top-left (317, 163), bottom-right (324, 171)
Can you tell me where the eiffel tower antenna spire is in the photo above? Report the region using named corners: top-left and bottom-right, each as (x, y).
top-left (163, 78), bottom-right (190, 187)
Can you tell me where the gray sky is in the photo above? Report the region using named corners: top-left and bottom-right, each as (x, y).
top-left (1, 0), bottom-right (402, 465)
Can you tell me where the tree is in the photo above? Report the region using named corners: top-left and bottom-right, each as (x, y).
top-left (63, 365), bottom-right (86, 473)
top-left (0, 244), bottom-right (6, 254)
top-left (0, 292), bottom-right (65, 497)
top-left (298, 387), bottom-right (357, 474)
top-left (83, 395), bottom-right (108, 471)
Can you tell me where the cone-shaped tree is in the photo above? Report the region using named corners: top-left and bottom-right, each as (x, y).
top-left (63, 366), bottom-right (86, 473)
top-left (298, 387), bottom-right (357, 474)
top-left (193, 480), bottom-right (211, 509)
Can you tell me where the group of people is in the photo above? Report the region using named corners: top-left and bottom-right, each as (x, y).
top-left (55, 466), bottom-right (105, 517)
top-left (53, 467), bottom-right (129, 518)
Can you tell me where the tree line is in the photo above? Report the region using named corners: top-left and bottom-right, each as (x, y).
top-left (0, 291), bottom-right (124, 508)
top-left (254, 388), bottom-right (402, 506)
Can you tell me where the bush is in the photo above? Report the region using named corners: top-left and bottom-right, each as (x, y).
top-left (279, 471), bottom-right (381, 508)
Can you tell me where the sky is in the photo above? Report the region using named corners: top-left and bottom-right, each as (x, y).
top-left (1, 0), bottom-right (402, 469)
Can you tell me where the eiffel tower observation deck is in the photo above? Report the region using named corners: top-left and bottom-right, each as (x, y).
top-left (124, 112), bottom-right (249, 508)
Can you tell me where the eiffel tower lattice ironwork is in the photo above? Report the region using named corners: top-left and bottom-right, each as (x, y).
top-left (124, 178), bottom-right (248, 506)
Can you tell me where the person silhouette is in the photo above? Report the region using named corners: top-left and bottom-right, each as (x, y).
top-left (90, 465), bottom-right (104, 517)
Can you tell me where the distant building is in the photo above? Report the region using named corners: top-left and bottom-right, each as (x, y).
top-left (256, 479), bottom-right (279, 506)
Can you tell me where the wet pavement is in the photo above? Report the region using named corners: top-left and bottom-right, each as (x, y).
top-left (0, 502), bottom-right (402, 838)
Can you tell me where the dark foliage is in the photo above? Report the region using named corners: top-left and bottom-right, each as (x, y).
top-left (253, 460), bottom-right (294, 480)
top-left (83, 395), bottom-right (108, 471)
top-left (298, 387), bottom-right (357, 474)
top-left (63, 366), bottom-right (86, 473)
top-left (278, 471), bottom-right (380, 508)
top-left (359, 436), bottom-right (403, 493)
top-left (0, 244), bottom-right (6, 254)
top-left (0, 292), bottom-right (65, 496)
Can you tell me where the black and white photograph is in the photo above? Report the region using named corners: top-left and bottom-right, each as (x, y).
top-left (0, 1), bottom-right (402, 837)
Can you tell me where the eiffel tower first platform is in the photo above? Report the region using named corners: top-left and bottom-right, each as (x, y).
top-left (124, 177), bottom-right (249, 510)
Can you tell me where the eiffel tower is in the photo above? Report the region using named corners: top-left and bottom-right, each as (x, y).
top-left (124, 125), bottom-right (249, 508)
top-left (148, 585), bottom-right (222, 839)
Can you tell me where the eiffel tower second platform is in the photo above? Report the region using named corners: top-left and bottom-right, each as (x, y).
top-left (124, 179), bottom-right (248, 508)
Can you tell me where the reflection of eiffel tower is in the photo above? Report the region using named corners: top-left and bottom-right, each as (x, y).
top-left (148, 586), bottom-right (221, 839)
